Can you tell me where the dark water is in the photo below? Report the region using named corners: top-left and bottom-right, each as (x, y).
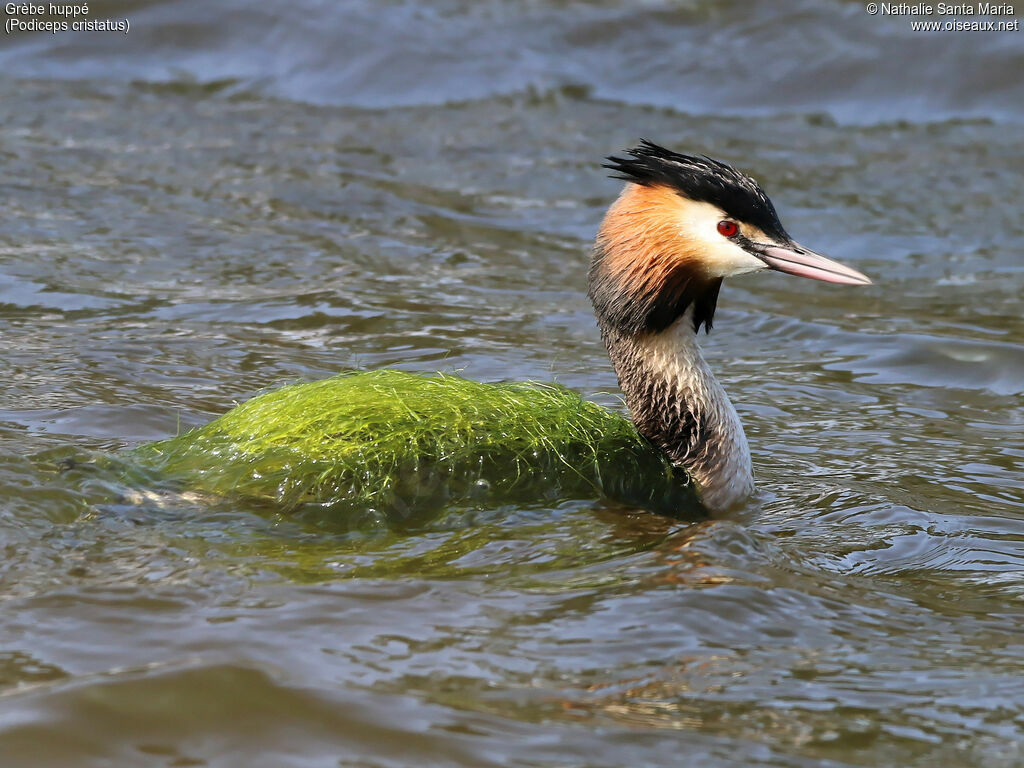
top-left (1, 1), bottom-right (1023, 766)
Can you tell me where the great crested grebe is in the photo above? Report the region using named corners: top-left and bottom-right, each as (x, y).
top-left (591, 141), bottom-right (870, 509)
top-left (140, 141), bottom-right (870, 518)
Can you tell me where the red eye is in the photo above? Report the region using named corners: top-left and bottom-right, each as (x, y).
top-left (717, 220), bottom-right (739, 237)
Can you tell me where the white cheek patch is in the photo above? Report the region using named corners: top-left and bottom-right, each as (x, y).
top-left (676, 201), bottom-right (770, 279)
top-left (704, 242), bottom-right (767, 277)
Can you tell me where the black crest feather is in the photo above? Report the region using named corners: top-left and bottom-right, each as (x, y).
top-left (603, 140), bottom-right (790, 243)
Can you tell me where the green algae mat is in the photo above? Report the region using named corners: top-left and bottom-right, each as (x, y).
top-left (133, 370), bottom-right (699, 521)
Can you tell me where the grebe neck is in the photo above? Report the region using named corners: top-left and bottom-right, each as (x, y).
top-left (600, 308), bottom-right (754, 511)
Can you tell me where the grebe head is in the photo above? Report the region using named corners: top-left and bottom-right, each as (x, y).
top-left (589, 140), bottom-right (871, 337)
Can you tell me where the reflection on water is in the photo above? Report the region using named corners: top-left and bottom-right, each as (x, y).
top-left (1, 1), bottom-right (1023, 766)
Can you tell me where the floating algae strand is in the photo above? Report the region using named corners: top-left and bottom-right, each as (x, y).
top-left (131, 370), bottom-right (699, 521)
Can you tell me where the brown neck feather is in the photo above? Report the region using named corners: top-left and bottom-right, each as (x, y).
top-left (587, 184), bottom-right (722, 336)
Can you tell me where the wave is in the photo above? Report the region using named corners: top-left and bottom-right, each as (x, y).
top-left (1, 0), bottom-right (1020, 123)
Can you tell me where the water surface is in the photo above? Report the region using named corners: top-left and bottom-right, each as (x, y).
top-left (1, 2), bottom-right (1023, 766)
